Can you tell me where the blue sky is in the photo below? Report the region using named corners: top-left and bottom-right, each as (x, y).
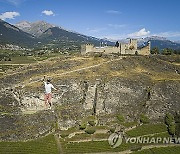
top-left (0, 0), bottom-right (180, 40)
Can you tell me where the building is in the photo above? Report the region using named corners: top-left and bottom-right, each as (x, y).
top-left (81, 39), bottom-right (151, 56)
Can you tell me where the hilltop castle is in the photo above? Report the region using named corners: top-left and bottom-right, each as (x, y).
top-left (81, 39), bottom-right (151, 55)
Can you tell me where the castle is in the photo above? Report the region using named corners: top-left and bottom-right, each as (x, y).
top-left (81, 39), bottom-right (151, 55)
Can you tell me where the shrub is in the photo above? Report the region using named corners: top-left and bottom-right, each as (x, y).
top-left (140, 114), bottom-right (150, 124)
top-left (85, 128), bottom-right (96, 134)
top-left (93, 53), bottom-right (102, 58)
top-left (165, 113), bottom-right (174, 126)
top-left (110, 128), bottom-right (115, 133)
top-left (117, 114), bottom-right (125, 123)
top-left (79, 123), bottom-right (87, 130)
top-left (88, 120), bottom-right (96, 126)
top-left (60, 133), bottom-right (69, 138)
top-left (165, 113), bottom-right (176, 136)
top-left (168, 124), bottom-right (176, 135)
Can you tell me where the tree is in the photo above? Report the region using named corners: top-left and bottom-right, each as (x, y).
top-left (151, 47), bottom-right (159, 54)
top-left (168, 124), bottom-right (176, 135)
top-left (165, 113), bottom-right (176, 136)
top-left (115, 41), bottom-right (119, 48)
top-left (165, 113), bottom-right (174, 126)
top-left (135, 51), bottom-right (138, 55)
top-left (162, 48), bottom-right (173, 55)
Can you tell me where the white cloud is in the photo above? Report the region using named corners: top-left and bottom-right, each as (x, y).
top-left (154, 31), bottom-right (180, 38)
top-left (108, 24), bottom-right (126, 29)
top-left (128, 28), bottom-right (150, 38)
top-left (106, 10), bottom-right (121, 14)
top-left (0, 11), bottom-right (20, 20)
top-left (42, 10), bottom-right (55, 16)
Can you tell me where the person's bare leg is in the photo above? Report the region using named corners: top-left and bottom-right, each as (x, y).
top-left (48, 94), bottom-right (52, 109)
top-left (44, 94), bottom-right (49, 109)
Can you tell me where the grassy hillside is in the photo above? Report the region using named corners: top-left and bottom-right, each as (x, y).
top-left (0, 135), bottom-right (58, 154)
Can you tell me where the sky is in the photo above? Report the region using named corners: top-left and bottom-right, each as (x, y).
top-left (0, 0), bottom-right (180, 41)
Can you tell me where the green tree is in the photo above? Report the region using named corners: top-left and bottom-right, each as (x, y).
top-left (168, 124), bottom-right (176, 135)
top-left (165, 113), bottom-right (174, 126)
top-left (162, 48), bottom-right (173, 55)
top-left (115, 41), bottom-right (119, 48)
top-left (165, 113), bottom-right (176, 136)
top-left (151, 47), bottom-right (159, 54)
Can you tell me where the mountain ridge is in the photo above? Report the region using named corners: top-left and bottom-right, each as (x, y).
top-left (0, 19), bottom-right (37, 47)
top-left (15, 21), bottom-right (56, 37)
top-left (0, 20), bottom-right (180, 51)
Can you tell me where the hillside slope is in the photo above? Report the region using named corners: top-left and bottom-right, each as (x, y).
top-left (39, 27), bottom-right (113, 50)
top-left (0, 55), bottom-right (179, 141)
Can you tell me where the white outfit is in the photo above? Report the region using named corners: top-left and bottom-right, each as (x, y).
top-left (44, 82), bottom-right (55, 94)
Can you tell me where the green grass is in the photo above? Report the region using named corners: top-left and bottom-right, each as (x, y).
top-left (126, 124), bottom-right (167, 137)
top-left (62, 139), bottom-right (156, 154)
top-left (0, 134), bottom-right (58, 154)
top-left (132, 146), bottom-right (180, 154)
top-left (121, 121), bottom-right (138, 128)
top-left (62, 140), bottom-right (134, 154)
top-left (150, 132), bottom-right (171, 138)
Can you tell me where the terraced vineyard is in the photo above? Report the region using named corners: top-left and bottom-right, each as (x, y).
top-left (126, 123), bottom-right (168, 137)
top-left (0, 135), bottom-right (58, 154)
top-left (133, 146), bottom-right (180, 154)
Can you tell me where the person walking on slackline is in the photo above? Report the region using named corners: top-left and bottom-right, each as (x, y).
top-left (43, 76), bottom-right (57, 109)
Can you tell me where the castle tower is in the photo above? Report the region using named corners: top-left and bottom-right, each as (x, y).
top-left (81, 44), bottom-right (94, 55)
top-left (129, 39), bottom-right (137, 50)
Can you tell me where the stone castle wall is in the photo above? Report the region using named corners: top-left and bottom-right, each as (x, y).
top-left (81, 39), bottom-right (150, 56)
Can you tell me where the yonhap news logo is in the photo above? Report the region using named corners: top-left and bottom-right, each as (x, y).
top-left (108, 133), bottom-right (123, 148)
top-left (108, 133), bottom-right (180, 148)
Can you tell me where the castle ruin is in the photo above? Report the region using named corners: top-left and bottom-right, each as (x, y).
top-left (81, 39), bottom-right (151, 56)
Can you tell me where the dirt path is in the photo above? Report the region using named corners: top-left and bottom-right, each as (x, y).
top-left (0, 63), bottom-right (29, 66)
top-left (25, 57), bottom-right (123, 86)
top-left (54, 58), bottom-right (122, 77)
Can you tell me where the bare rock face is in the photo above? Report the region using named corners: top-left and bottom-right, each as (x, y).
top-left (15, 21), bottom-right (55, 37)
top-left (0, 55), bottom-right (180, 141)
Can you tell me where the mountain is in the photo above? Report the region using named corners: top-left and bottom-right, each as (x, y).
top-left (38, 27), bottom-right (113, 50)
top-left (15, 21), bottom-right (55, 37)
top-left (14, 20), bottom-right (114, 50)
top-left (141, 36), bottom-right (180, 50)
top-left (129, 36), bottom-right (180, 50)
top-left (1, 19), bottom-right (180, 51)
top-left (0, 19), bottom-right (37, 47)
top-left (175, 40), bottom-right (180, 44)
top-left (150, 39), bottom-right (180, 50)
